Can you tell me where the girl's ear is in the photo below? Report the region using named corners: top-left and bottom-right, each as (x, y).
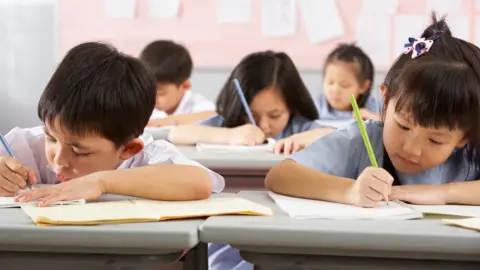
top-left (359, 80), bottom-right (371, 94)
top-left (380, 83), bottom-right (388, 100)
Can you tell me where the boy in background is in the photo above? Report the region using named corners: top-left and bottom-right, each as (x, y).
top-left (140, 40), bottom-right (215, 127)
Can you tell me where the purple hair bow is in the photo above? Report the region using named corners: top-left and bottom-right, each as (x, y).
top-left (403, 37), bottom-right (437, 59)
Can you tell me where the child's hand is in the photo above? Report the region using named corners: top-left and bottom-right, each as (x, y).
top-left (346, 167), bottom-right (394, 207)
top-left (15, 172), bottom-right (105, 206)
top-left (389, 185), bottom-right (447, 205)
top-left (0, 156), bottom-right (36, 196)
top-left (147, 117), bottom-right (175, 127)
top-left (353, 109), bottom-right (381, 121)
top-left (273, 135), bottom-right (306, 155)
top-left (228, 124), bottom-right (266, 146)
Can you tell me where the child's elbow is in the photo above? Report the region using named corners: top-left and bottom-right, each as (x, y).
top-left (191, 168), bottom-right (214, 200)
top-left (265, 159), bottom-right (292, 192)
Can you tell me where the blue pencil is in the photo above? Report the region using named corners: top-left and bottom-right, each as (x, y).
top-left (0, 134), bottom-right (32, 189)
top-left (233, 78), bottom-right (257, 126)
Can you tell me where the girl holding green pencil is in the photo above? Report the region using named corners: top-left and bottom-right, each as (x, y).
top-left (266, 13), bottom-right (480, 208)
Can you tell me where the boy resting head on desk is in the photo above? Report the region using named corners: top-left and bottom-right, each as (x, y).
top-left (0, 42), bottom-right (224, 206)
top-left (139, 40), bottom-right (216, 127)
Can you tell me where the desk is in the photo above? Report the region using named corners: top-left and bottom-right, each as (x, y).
top-left (200, 191), bottom-right (480, 270)
top-left (0, 194), bottom-right (222, 270)
top-left (177, 146), bottom-right (284, 191)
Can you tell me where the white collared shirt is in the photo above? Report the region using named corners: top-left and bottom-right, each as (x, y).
top-left (2, 126), bottom-right (225, 193)
top-left (150, 90), bottom-right (215, 119)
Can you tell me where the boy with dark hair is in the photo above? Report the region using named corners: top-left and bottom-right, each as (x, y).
top-left (140, 40), bottom-right (215, 127)
top-left (1, 42), bottom-right (224, 206)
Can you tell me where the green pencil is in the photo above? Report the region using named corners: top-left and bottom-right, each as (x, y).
top-left (350, 94), bottom-right (388, 204)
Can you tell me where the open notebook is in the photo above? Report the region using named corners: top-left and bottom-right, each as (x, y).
top-left (443, 218), bottom-right (480, 231)
top-left (407, 204), bottom-right (480, 218)
top-left (0, 197), bottom-right (85, 208)
top-left (316, 119), bottom-right (355, 129)
top-left (196, 138), bottom-right (276, 152)
top-left (268, 192), bottom-right (423, 220)
top-left (20, 197), bottom-right (273, 226)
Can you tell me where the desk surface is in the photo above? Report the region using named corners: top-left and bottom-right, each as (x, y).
top-left (200, 191), bottom-right (480, 262)
top-left (177, 146), bottom-right (284, 172)
top-left (0, 194), bottom-right (212, 255)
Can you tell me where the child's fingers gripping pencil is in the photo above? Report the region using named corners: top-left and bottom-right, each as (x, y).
top-left (233, 78), bottom-right (257, 126)
top-left (350, 95), bottom-right (389, 205)
top-left (0, 134), bottom-right (32, 189)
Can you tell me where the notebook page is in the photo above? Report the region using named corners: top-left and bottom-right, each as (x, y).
top-left (21, 200), bottom-right (157, 225)
top-left (443, 218), bottom-right (480, 231)
top-left (135, 197), bottom-right (273, 220)
top-left (196, 138), bottom-right (276, 152)
top-left (316, 119), bottom-right (354, 129)
top-left (408, 204), bottom-right (480, 218)
top-left (0, 197), bottom-right (86, 208)
top-left (269, 192), bottom-right (422, 220)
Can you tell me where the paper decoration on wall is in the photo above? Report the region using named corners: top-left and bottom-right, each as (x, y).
top-left (148, 0), bottom-right (180, 19)
top-left (261, 0), bottom-right (297, 37)
top-left (356, 14), bottom-right (392, 68)
top-left (104, 0), bottom-right (136, 19)
top-left (217, 0), bottom-right (251, 24)
top-left (448, 17), bottom-right (470, 41)
top-left (360, 0), bottom-right (398, 15)
top-left (298, 0), bottom-right (344, 44)
top-left (426, 0), bottom-right (462, 14)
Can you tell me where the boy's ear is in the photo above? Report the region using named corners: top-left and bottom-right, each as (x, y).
top-left (119, 138), bottom-right (144, 160)
top-left (359, 80), bottom-right (371, 94)
top-left (180, 80), bottom-right (191, 91)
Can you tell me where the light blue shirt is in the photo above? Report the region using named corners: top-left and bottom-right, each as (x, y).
top-left (200, 114), bottom-right (322, 140)
top-left (291, 120), bottom-right (477, 184)
top-left (205, 114), bottom-right (321, 270)
top-left (316, 93), bottom-right (382, 120)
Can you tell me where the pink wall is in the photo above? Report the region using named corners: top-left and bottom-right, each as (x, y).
top-left (58, 0), bottom-right (475, 69)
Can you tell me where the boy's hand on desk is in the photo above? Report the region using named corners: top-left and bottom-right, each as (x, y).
top-left (15, 172), bottom-right (105, 206)
top-left (273, 135), bottom-right (306, 155)
top-left (0, 156), bottom-right (36, 196)
top-left (389, 185), bottom-right (447, 205)
top-left (228, 124), bottom-right (266, 146)
top-left (347, 167), bottom-right (393, 207)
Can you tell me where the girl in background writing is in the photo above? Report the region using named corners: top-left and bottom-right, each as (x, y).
top-left (317, 43), bottom-right (381, 121)
top-left (169, 50), bottom-right (334, 155)
top-left (266, 14), bottom-right (480, 208)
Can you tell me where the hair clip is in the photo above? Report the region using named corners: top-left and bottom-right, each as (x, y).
top-left (403, 35), bottom-right (440, 59)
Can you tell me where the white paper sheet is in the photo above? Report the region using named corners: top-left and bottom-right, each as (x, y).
top-left (0, 197), bottom-right (86, 208)
top-left (148, 0), bottom-right (180, 19)
top-left (356, 14), bottom-right (392, 67)
top-left (393, 15), bottom-right (429, 56)
top-left (448, 17), bottom-right (470, 41)
top-left (476, 0), bottom-right (480, 11)
top-left (426, 0), bottom-right (462, 14)
top-left (268, 192), bottom-right (423, 220)
top-left (217, 0), bottom-right (251, 24)
top-left (360, 0), bottom-right (398, 14)
top-left (261, 0), bottom-right (297, 37)
top-left (104, 0), bottom-right (136, 19)
top-left (196, 138), bottom-right (276, 152)
top-left (409, 204), bottom-right (480, 218)
top-left (298, 0), bottom-right (344, 44)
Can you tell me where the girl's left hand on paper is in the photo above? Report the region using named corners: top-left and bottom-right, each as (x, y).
top-left (353, 109), bottom-right (381, 121)
top-left (273, 135), bottom-right (306, 155)
top-left (14, 172), bottom-right (105, 206)
top-left (389, 184), bottom-right (447, 205)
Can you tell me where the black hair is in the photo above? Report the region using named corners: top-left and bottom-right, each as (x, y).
top-left (324, 43), bottom-right (374, 107)
top-left (38, 42), bottom-right (156, 147)
top-left (383, 13), bottom-right (480, 178)
top-left (216, 51), bottom-right (318, 128)
top-left (139, 40), bottom-right (193, 85)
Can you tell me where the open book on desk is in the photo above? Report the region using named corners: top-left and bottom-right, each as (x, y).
top-left (268, 192), bottom-right (423, 220)
top-left (196, 138), bottom-right (276, 152)
top-left (21, 196), bottom-right (273, 226)
top-left (0, 197), bottom-right (85, 208)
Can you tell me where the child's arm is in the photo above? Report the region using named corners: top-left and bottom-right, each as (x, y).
top-left (168, 124), bottom-right (233, 145)
top-left (148, 111), bottom-right (216, 127)
top-left (265, 159), bottom-right (354, 203)
top-left (446, 180), bottom-right (480, 205)
top-left (273, 127), bottom-right (335, 154)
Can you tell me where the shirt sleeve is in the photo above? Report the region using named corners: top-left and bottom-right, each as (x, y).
top-left (289, 121), bottom-right (382, 179)
top-left (141, 138), bottom-right (225, 193)
top-left (198, 115), bottom-right (225, 127)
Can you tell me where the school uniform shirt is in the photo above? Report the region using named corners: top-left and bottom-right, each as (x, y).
top-left (290, 120), bottom-right (476, 184)
top-left (1, 126), bottom-right (225, 193)
top-left (316, 93), bottom-right (382, 120)
top-left (205, 114), bottom-right (322, 270)
top-left (199, 114), bottom-right (323, 140)
top-left (150, 90), bottom-right (215, 119)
